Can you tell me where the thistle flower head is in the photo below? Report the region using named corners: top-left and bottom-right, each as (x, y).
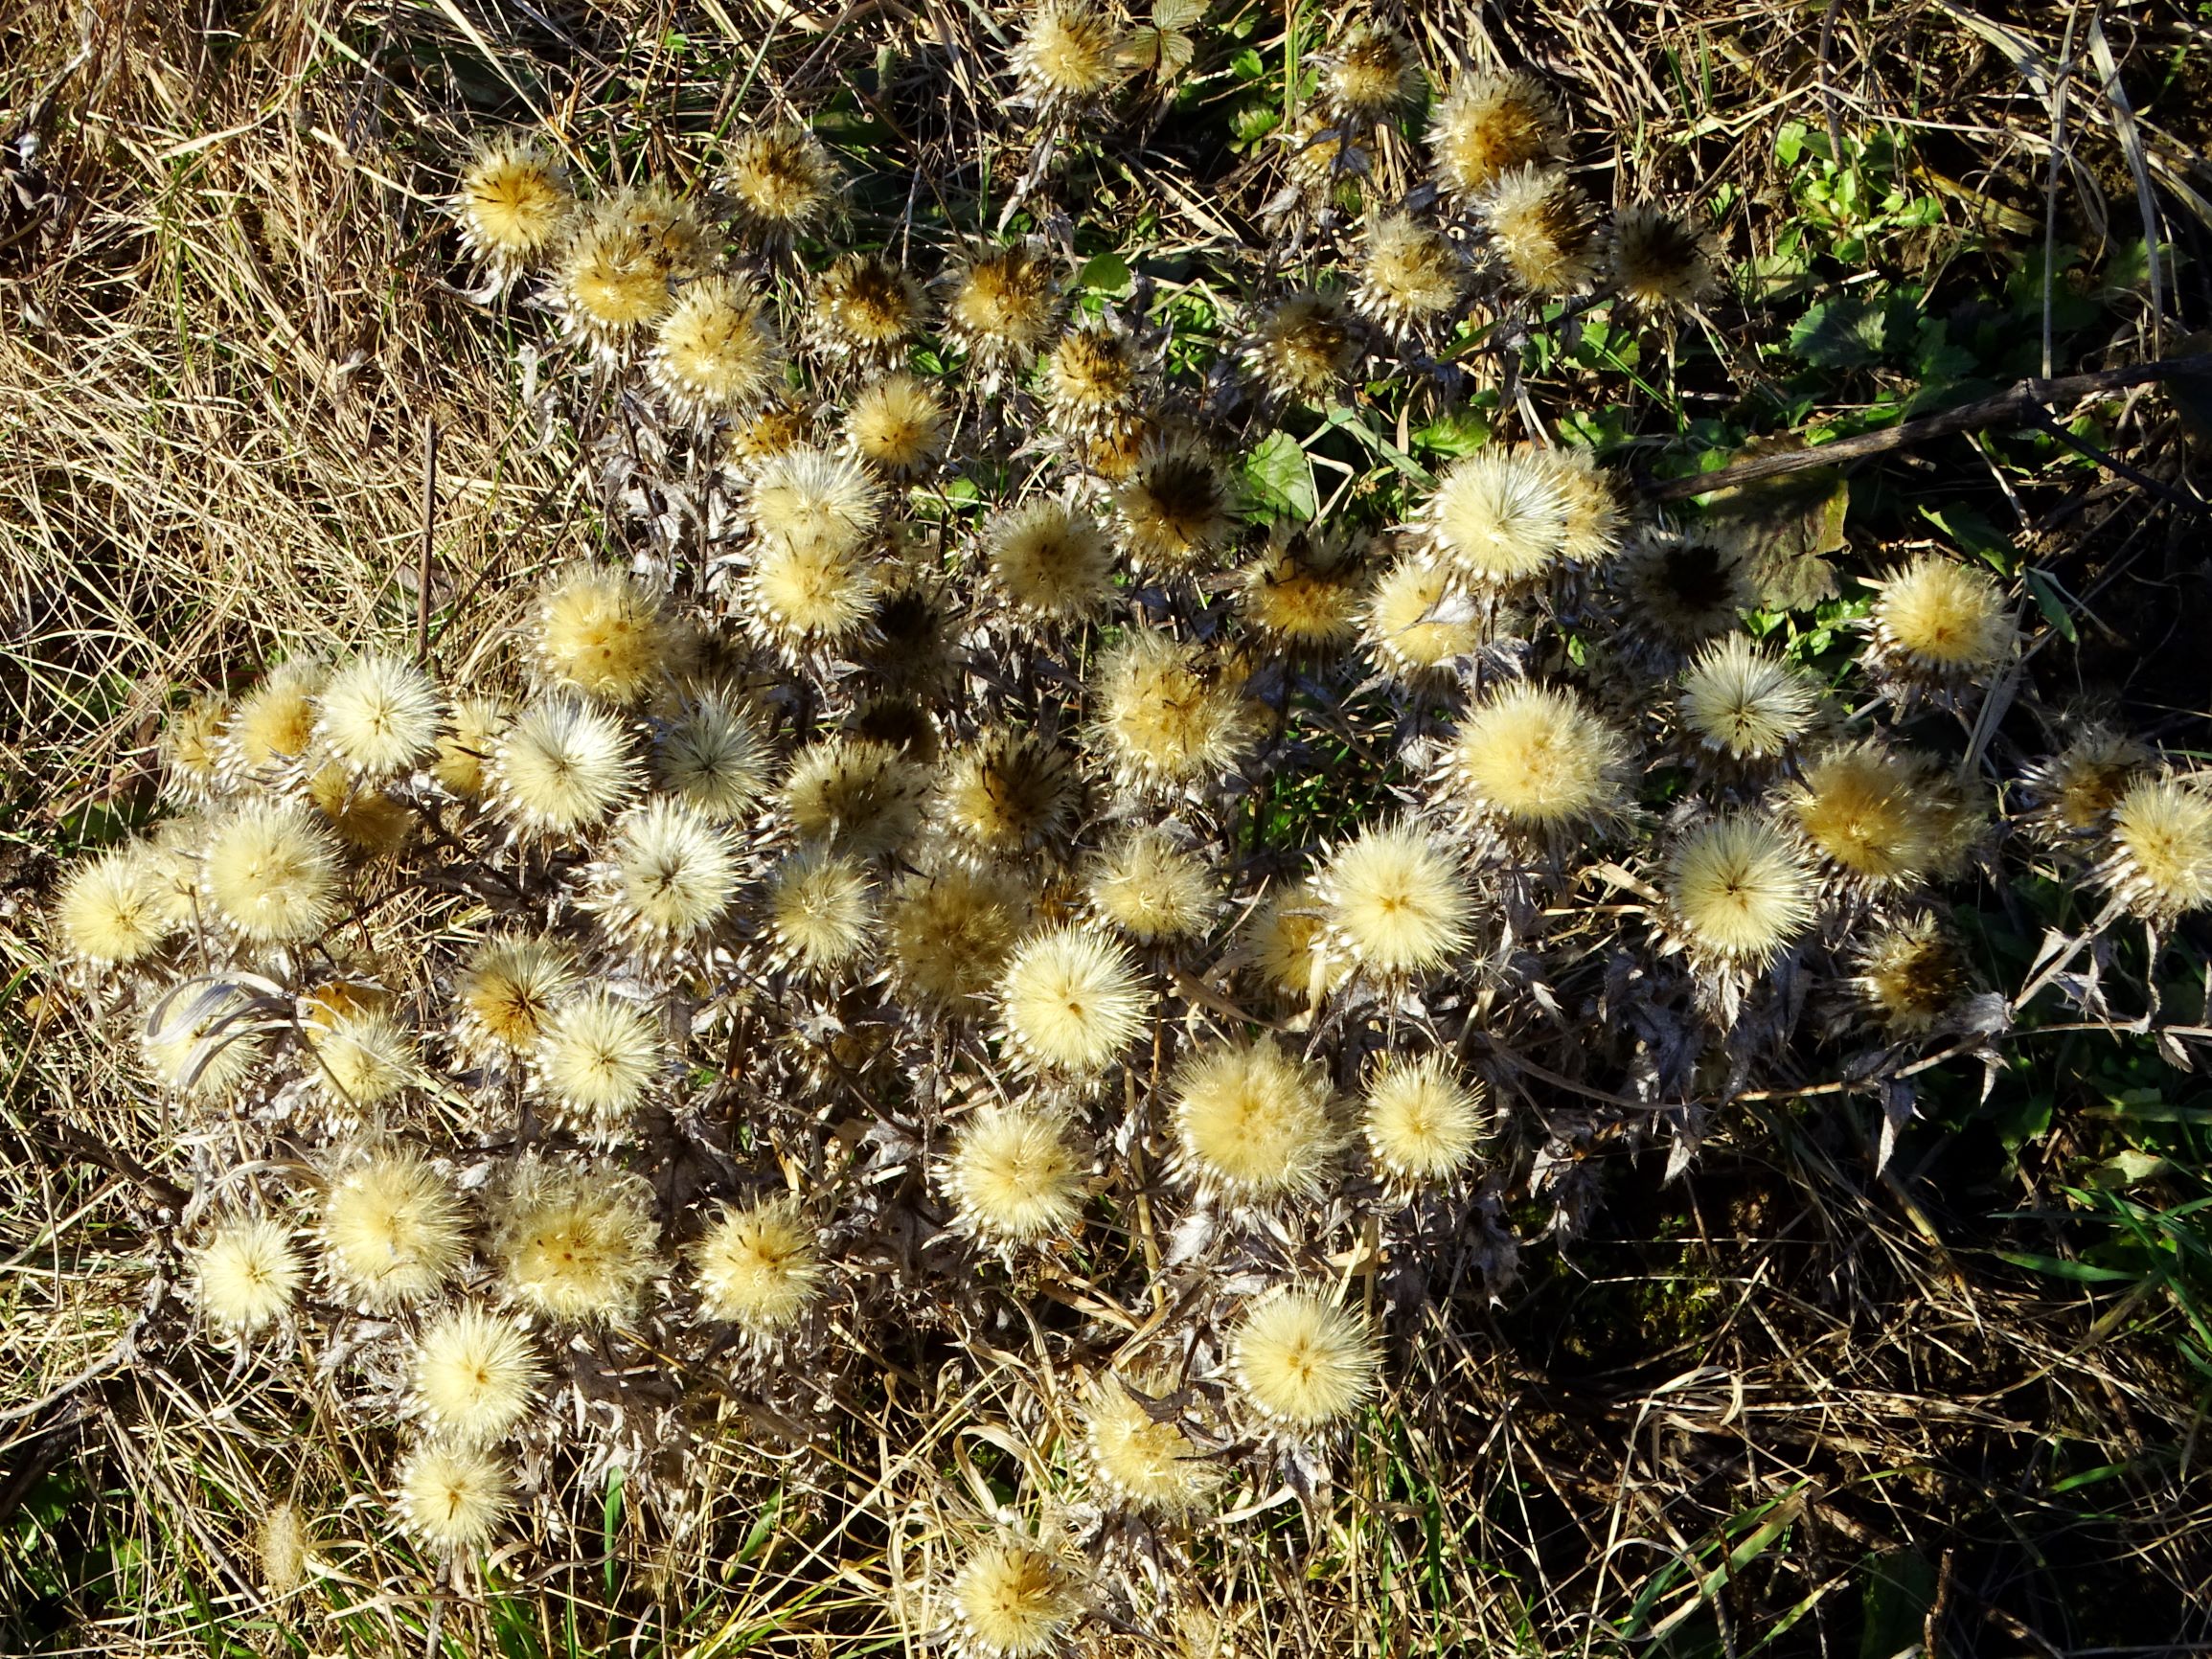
top-left (1319, 22), bottom-right (1418, 123)
top-left (393, 1443), bottom-right (514, 1553)
top-left (764, 848), bottom-right (877, 975)
top-left (1171, 1038), bottom-right (1338, 1203)
top-left (57, 844), bottom-right (175, 966)
top-left (695, 1197), bottom-right (824, 1335)
top-left (1525, 444), bottom-right (1623, 565)
top-left (453, 935), bottom-right (579, 1063)
top-left (1424, 446), bottom-right (1572, 586)
top-left (938, 731), bottom-right (1082, 860)
top-left (143, 983), bottom-right (267, 1099)
top-left (432, 695), bottom-right (508, 799)
top-left (1241, 289), bottom-right (1359, 408)
top-left (948, 1539), bottom-right (1083, 1659)
top-left (1318, 821), bottom-right (1472, 976)
top-left (655, 691), bottom-right (773, 820)
top-left (490, 698), bottom-right (640, 837)
top-left (1663, 813), bottom-right (1817, 969)
top-left (1014, 0), bottom-right (1122, 112)
top-left (2096, 773), bottom-right (2212, 922)
top-left (1428, 71), bottom-right (1563, 198)
top-left (1868, 556), bottom-right (2017, 684)
top-left (885, 865), bottom-right (1033, 1014)
top-left (160, 692), bottom-right (231, 802)
top-left (229, 659), bottom-right (328, 774)
top-left (846, 373), bottom-right (946, 477)
top-left (1085, 826), bottom-right (1216, 945)
top-left (1363, 1052), bottom-right (1487, 1185)
top-left (1478, 165), bottom-right (1598, 294)
top-left (722, 123), bottom-right (840, 240)
top-left (983, 498), bottom-right (1116, 624)
top-left (2019, 725), bottom-right (2149, 845)
top-left (1044, 318), bottom-right (1144, 434)
top-left (453, 136), bottom-right (572, 273)
top-left (1236, 528), bottom-right (1366, 652)
top-left (490, 1159), bottom-right (660, 1322)
top-left (808, 251), bottom-right (926, 368)
top-left (1678, 635), bottom-right (1818, 761)
top-left (784, 736), bottom-right (926, 857)
top-left (724, 396), bottom-right (816, 471)
top-left (1113, 443), bottom-right (1237, 577)
top-left (312, 1007), bottom-right (421, 1108)
top-left (1244, 877), bottom-right (1353, 1005)
top-left (996, 922), bottom-right (1149, 1078)
top-left (202, 802), bottom-right (344, 944)
top-left (321, 1149), bottom-right (469, 1310)
top-left (315, 653), bottom-right (444, 779)
top-left (1082, 1373), bottom-right (1215, 1515)
top-left (194, 1215), bottom-right (302, 1333)
top-left (1354, 213), bottom-right (1465, 336)
top-left (1856, 914), bottom-right (1971, 1035)
top-left (1231, 1287), bottom-right (1379, 1429)
top-left (943, 244), bottom-right (1060, 375)
top-left (744, 539), bottom-right (884, 661)
top-left (597, 799), bottom-right (741, 948)
top-left (750, 443), bottom-right (883, 559)
top-left (651, 277), bottom-right (784, 418)
top-left (943, 1103), bottom-right (1091, 1243)
top-left (1785, 742), bottom-right (1940, 887)
top-left (1448, 682), bottom-right (1633, 837)
top-left (1360, 555), bottom-right (1482, 680)
top-left (1089, 630), bottom-right (1254, 795)
top-left (1608, 203), bottom-right (1718, 313)
top-left (308, 765), bottom-right (415, 858)
top-left (412, 1305), bottom-right (543, 1444)
top-left (536, 567), bottom-right (678, 709)
top-left (556, 190), bottom-right (707, 349)
top-left (533, 990), bottom-right (668, 1136)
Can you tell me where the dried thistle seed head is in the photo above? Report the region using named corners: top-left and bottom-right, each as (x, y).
top-left (1015, 0), bottom-right (1122, 112)
top-left (1082, 1373), bottom-right (1216, 1515)
top-left (202, 801), bottom-right (344, 944)
top-left (1363, 1052), bottom-right (1487, 1185)
top-left (160, 691), bottom-right (231, 802)
top-left (944, 1102), bottom-right (1091, 1243)
top-left (490, 1159), bottom-right (659, 1323)
top-left (722, 122), bottom-right (841, 240)
top-left (143, 983), bottom-right (267, 1099)
top-left (257, 1502), bottom-right (308, 1595)
top-left (860, 569), bottom-right (960, 694)
top-left (650, 276), bottom-right (785, 418)
top-left (1678, 635), bottom-right (1818, 761)
top-left (1318, 821), bottom-right (1472, 976)
top-left (784, 736), bottom-right (927, 857)
top-left (983, 497), bottom-right (1117, 624)
top-left (1354, 212), bottom-right (1465, 336)
top-left (1856, 913), bottom-right (1971, 1035)
top-left (942, 243), bottom-right (1061, 375)
top-left (556, 190), bottom-right (708, 350)
top-left (1360, 555), bottom-right (1482, 680)
top-left (312, 1007), bottom-right (421, 1108)
top-left (938, 731), bottom-right (1082, 860)
top-left (308, 765), bottom-right (415, 858)
top-left (1171, 1038), bottom-right (1338, 1202)
top-left (1236, 528), bottom-right (1367, 652)
top-left (1524, 445), bottom-right (1623, 566)
top-left (194, 1215), bottom-right (302, 1334)
top-left (1448, 681), bottom-right (1634, 838)
top-left (1113, 443), bottom-right (1237, 577)
top-left (807, 251), bottom-right (927, 368)
top-left (1663, 813), bottom-right (1817, 970)
top-left (1231, 1287), bottom-right (1379, 1429)
top-left (744, 539), bottom-right (884, 661)
top-left (453, 135), bottom-right (573, 274)
top-left (1868, 556), bottom-right (2017, 685)
top-left (321, 1149), bottom-right (469, 1310)
top-left (596, 799), bottom-right (741, 949)
top-left (996, 921), bottom-right (1149, 1078)
top-left (1319, 21), bottom-right (1419, 124)
top-left (1244, 876), bottom-right (1354, 1005)
top-left (749, 443), bottom-right (883, 560)
top-left (393, 1443), bottom-right (514, 1553)
top-left (948, 1538), bottom-right (1083, 1659)
top-left (845, 374), bottom-right (946, 478)
top-left (56, 845), bottom-right (175, 967)
top-left (764, 847), bottom-right (878, 975)
top-left (412, 1305), bottom-right (543, 1445)
top-left (1478, 165), bottom-right (1598, 295)
top-left (695, 1197), bottom-right (823, 1334)
top-left (1615, 534), bottom-right (1752, 656)
top-left (724, 395), bottom-right (815, 471)
top-left (2095, 772), bottom-right (2212, 922)
top-left (1608, 203), bottom-right (1718, 313)
top-left (1045, 319), bottom-right (1144, 434)
top-left (1085, 825), bottom-right (1216, 945)
top-left (1785, 742), bottom-right (1941, 887)
top-left (1427, 70), bottom-right (1563, 199)
top-left (1089, 631), bottom-right (1255, 795)
top-left (535, 567), bottom-right (677, 706)
top-left (228, 658), bottom-right (328, 775)
top-left (432, 695), bottom-right (508, 799)
top-left (453, 936), bottom-right (579, 1063)
top-left (490, 697), bottom-right (640, 837)
top-left (1278, 109), bottom-right (1350, 198)
top-left (2019, 725), bottom-right (2150, 845)
top-left (655, 691), bottom-right (774, 820)
top-left (532, 990), bottom-right (669, 1136)
top-left (886, 865), bottom-right (1034, 1015)
top-left (1424, 446), bottom-right (1573, 587)
top-left (1241, 289), bottom-right (1360, 408)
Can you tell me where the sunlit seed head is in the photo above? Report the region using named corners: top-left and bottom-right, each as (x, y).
top-left (845, 374), bottom-right (946, 478)
top-left (1608, 203), bottom-right (1719, 313)
top-left (807, 251), bottom-right (927, 368)
top-left (2097, 773), bottom-right (2212, 922)
top-left (1279, 109), bottom-right (1348, 196)
top-left (202, 802), bottom-right (344, 943)
top-left (996, 922), bottom-right (1149, 1078)
top-left (1231, 1288), bottom-right (1379, 1428)
top-left (1045, 320), bottom-right (1143, 433)
top-left (944, 1103), bottom-right (1091, 1243)
top-left (160, 692), bottom-right (231, 802)
top-left (1245, 877), bottom-right (1353, 1005)
top-left (765, 847), bottom-right (877, 975)
top-left (1172, 1038), bottom-right (1338, 1203)
top-left (1523, 445), bottom-right (1623, 566)
top-left (745, 539), bottom-right (883, 660)
top-left (533, 990), bottom-right (668, 1135)
top-left (1363, 1053), bottom-right (1487, 1185)
top-left (695, 1197), bottom-right (823, 1334)
top-left (1090, 630), bottom-right (1254, 795)
top-left (1086, 826), bottom-right (1216, 945)
top-left (1354, 213), bottom-right (1465, 336)
top-left (724, 396), bottom-right (816, 471)
top-left (1113, 443), bottom-right (1236, 576)
top-left (194, 1215), bottom-right (302, 1333)
top-left (650, 276), bottom-right (783, 419)
top-left (1237, 529), bottom-right (1366, 651)
top-left (412, 1305), bottom-right (543, 1444)
top-left (1478, 165), bottom-right (1598, 294)
top-left (1870, 556), bottom-right (2017, 681)
top-left (308, 765), bottom-right (416, 858)
top-left (749, 443), bottom-right (882, 559)
top-left (1678, 635), bottom-right (1818, 761)
top-left (1856, 914), bottom-right (1971, 1036)
top-left (556, 190), bottom-right (707, 349)
top-left (490, 698), bottom-right (640, 837)
top-left (784, 737), bottom-right (926, 857)
top-left (298, 978), bottom-right (391, 1045)
top-left (258, 1502), bottom-right (308, 1596)
top-left (143, 984), bottom-right (267, 1099)
top-left (654, 692), bottom-right (772, 820)
top-left (949, 1539), bottom-right (1083, 1659)
top-left (57, 845), bottom-right (174, 966)
top-left (1071, 413), bottom-right (1157, 482)
top-left (1319, 821), bottom-right (1472, 976)
top-left (432, 695), bottom-right (508, 800)
top-left (885, 866), bottom-right (1034, 1014)
top-left (1360, 555), bottom-right (1482, 680)
top-left (1241, 289), bottom-right (1359, 408)
top-left (1320, 21), bottom-right (1418, 122)
top-left (393, 1443), bottom-right (514, 1553)
top-left (1785, 743), bottom-right (1939, 886)
top-left (316, 653), bottom-right (444, 779)
top-left (454, 936), bottom-right (579, 1061)
top-left (1449, 682), bottom-right (1632, 834)
top-left (943, 244), bottom-right (1060, 374)
top-left (1083, 1373), bottom-right (1215, 1515)
top-left (321, 1149), bottom-right (468, 1310)
top-left (723, 123), bottom-right (841, 239)
top-left (1664, 814), bottom-right (1817, 968)
top-left (490, 1159), bottom-right (659, 1322)
top-left (313, 1008), bottom-right (420, 1108)
top-left (1424, 447), bottom-right (1572, 585)
top-left (936, 732), bottom-right (1081, 861)
top-left (984, 498), bottom-right (1117, 624)
top-left (229, 659), bottom-right (328, 773)
top-left (599, 798), bottom-right (741, 947)
top-left (1428, 71), bottom-right (1563, 198)
top-left (1015, 0), bottom-right (1122, 110)
top-left (454, 136), bottom-right (573, 272)
top-left (2019, 726), bottom-right (2149, 843)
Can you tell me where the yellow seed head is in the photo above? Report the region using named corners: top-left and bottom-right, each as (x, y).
top-left (1363, 1052), bottom-right (1487, 1184)
top-left (1360, 556), bottom-right (1481, 680)
top-left (996, 922), bottom-right (1149, 1078)
top-left (194, 1215), bottom-right (302, 1333)
top-left (1231, 1288), bottom-right (1379, 1428)
top-left (412, 1304), bottom-right (544, 1444)
top-left (1083, 1373), bottom-right (1216, 1515)
top-left (490, 1159), bottom-right (660, 1323)
top-left (1449, 682), bottom-right (1632, 835)
top-left (393, 1443), bottom-right (514, 1553)
top-left (454, 137), bottom-right (573, 271)
top-left (1355, 213), bottom-right (1464, 335)
top-left (1319, 821), bottom-right (1471, 976)
top-left (202, 803), bottom-right (344, 944)
top-left (1172, 1038), bottom-right (1338, 1202)
top-left (454, 936), bottom-right (579, 1062)
top-left (1428, 72), bottom-right (1563, 198)
top-left (1089, 631), bottom-right (1254, 795)
top-left (1664, 813), bottom-right (1817, 968)
top-left (950, 1540), bottom-right (1083, 1659)
top-left (765, 847), bottom-right (878, 975)
top-left (1085, 826), bottom-right (1216, 945)
top-left (944, 1103), bottom-right (1091, 1243)
top-left (533, 990), bottom-right (668, 1135)
top-left (321, 1149), bottom-right (469, 1310)
top-left (984, 498), bottom-right (1117, 624)
top-left (695, 1197), bottom-right (824, 1334)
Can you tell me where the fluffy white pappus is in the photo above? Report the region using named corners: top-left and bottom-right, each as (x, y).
top-left (942, 1103), bottom-right (1091, 1244)
top-left (693, 1197), bottom-right (824, 1337)
top-left (654, 691), bottom-right (774, 820)
top-left (947, 1538), bottom-right (1084, 1659)
top-left (200, 802), bottom-right (345, 945)
top-left (531, 990), bottom-right (670, 1137)
top-left (315, 652), bottom-right (445, 779)
top-left (1423, 446), bottom-right (1572, 585)
top-left (1663, 813), bottom-right (1818, 970)
top-left (1171, 1038), bottom-right (1339, 1203)
top-left (995, 922), bottom-right (1150, 1079)
top-left (1231, 1286), bottom-right (1380, 1429)
top-left (1677, 634), bottom-right (1819, 761)
top-left (1317, 821), bottom-right (1473, 977)
top-left (412, 1304), bottom-right (544, 1445)
top-left (1082, 1372), bottom-right (1217, 1516)
top-left (1362, 1052), bottom-right (1487, 1185)
top-left (56, 844), bottom-right (177, 967)
top-left (194, 1215), bottom-right (303, 1334)
top-left (393, 1442), bottom-right (515, 1553)
top-left (320, 1148), bottom-right (469, 1309)
top-left (490, 698), bottom-right (640, 837)
top-left (595, 798), bottom-right (741, 949)
top-left (490, 1158), bottom-right (661, 1323)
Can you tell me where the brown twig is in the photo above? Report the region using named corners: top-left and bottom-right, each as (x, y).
top-left (416, 415), bottom-right (439, 666)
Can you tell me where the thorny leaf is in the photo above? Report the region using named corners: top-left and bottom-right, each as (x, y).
top-left (1877, 1076), bottom-right (1915, 1175)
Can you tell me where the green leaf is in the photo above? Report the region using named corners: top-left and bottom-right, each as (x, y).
top-left (1243, 430), bottom-right (1318, 521)
top-left (1789, 296), bottom-right (1886, 368)
top-left (1997, 1250), bottom-right (2142, 1284)
top-left (2087, 1149), bottom-right (2170, 1190)
top-left (1410, 409), bottom-right (1490, 460)
top-left (1229, 45), bottom-right (1265, 80)
top-left (1858, 1549), bottom-right (1937, 1659)
top-left (2023, 568), bottom-right (2078, 642)
top-left (1699, 466), bottom-right (1848, 611)
top-left (1076, 252), bottom-right (1132, 296)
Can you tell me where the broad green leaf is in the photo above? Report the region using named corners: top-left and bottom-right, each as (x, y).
top-left (1243, 430), bottom-right (1318, 521)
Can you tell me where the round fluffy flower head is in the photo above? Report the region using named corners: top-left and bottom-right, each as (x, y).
top-left (1428, 70), bottom-right (1563, 198)
top-left (1045, 319), bottom-right (1143, 435)
top-left (57, 845), bottom-right (174, 966)
top-left (996, 922), bottom-right (1149, 1078)
top-left (784, 736), bottom-right (926, 857)
top-left (454, 935), bottom-right (578, 1062)
top-left (1449, 682), bottom-right (1632, 836)
top-left (1361, 555), bottom-right (1481, 680)
top-left (2097, 773), bottom-right (2212, 922)
top-left (1355, 213), bottom-right (1465, 336)
top-left (1242, 289), bottom-right (1358, 408)
top-left (949, 1539), bottom-right (1083, 1659)
top-left (1608, 203), bottom-right (1718, 314)
top-left (1245, 877), bottom-right (1353, 1005)
top-left (160, 692), bottom-right (230, 801)
top-left (1172, 1038), bottom-right (1338, 1203)
top-left (1015, 0), bottom-right (1121, 112)
top-left (1479, 165), bottom-right (1598, 295)
top-left (432, 694), bottom-right (506, 799)
top-left (808, 251), bottom-right (926, 369)
top-left (745, 538), bottom-right (883, 661)
top-left (322, 1149), bottom-right (468, 1309)
top-left (725, 396), bottom-right (814, 472)
top-left (229, 658), bottom-right (327, 774)
top-left (194, 1216), bottom-right (302, 1334)
top-left (313, 1008), bottom-right (420, 1108)
top-left (984, 498), bottom-right (1116, 624)
top-left (695, 1197), bottom-right (823, 1334)
top-left (413, 1305), bottom-right (543, 1444)
top-left (308, 764), bottom-right (415, 857)
top-left (491, 1159), bottom-right (660, 1323)
top-left (1425, 446), bottom-right (1573, 586)
top-left (533, 990), bottom-right (668, 1135)
top-left (944, 1103), bottom-right (1091, 1243)
top-left (1083, 1373), bottom-right (1215, 1515)
top-left (1664, 814), bottom-right (1817, 969)
top-left (536, 567), bottom-right (673, 707)
top-left (143, 983), bottom-right (266, 1099)
top-left (1869, 556), bottom-right (2017, 683)
top-left (886, 866), bottom-right (1033, 1014)
top-left (600, 799), bottom-right (741, 947)
top-left (1232, 1287), bottom-right (1379, 1429)
top-left (453, 136), bottom-right (572, 273)
top-left (655, 692), bottom-right (771, 820)
top-left (202, 802), bottom-right (343, 944)
top-left (765, 847), bottom-right (877, 975)
top-left (2020, 725), bottom-right (2149, 845)
top-left (556, 191), bottom-right (706, 349)
top-left (1524, 444), bottom-right (1624, 566)
top-left (1086, 826), bottom-right (1216, 945)
top-left (1319, 821), bottom-right (1471, 976)
top-left (490, 697), bottom-right (639, 837)
top-left (750, 443), bottom-right (882, 560)
top-left (1113, 443), bottom-right (1236, 577)
top-left (939, 731), bottom-right (1081, 860)
top-left (1786, 742), bottom-right (1939, 886)
top-left (1679, 635), bottom-right (1818, 761)
top-left (846, 374), bottom-right (946, 477)
top-left (1363, 1053), bottom-right (1486, 1185)
top-left (650, 277), bottom-right (783, 418)
top-left (723, 122), bottom-right (840, 240)
top-left (943, 243), bottom-right (1060, 375)
top-left (1237, 528), bottom-right (1366, 652)
top-left (1320, 21), bottom-right (1418, 123)
top-left (394, 1443), bottom-right (513, 1553)
top-left (1279, 108), bottom-right (1349, 198)
top-left (316, 652), bottom-right (444, 779)
top-left (1090, 631), bottom-right (1254, 795)
top-left (1857, 914), bottom-right (1971, 1036)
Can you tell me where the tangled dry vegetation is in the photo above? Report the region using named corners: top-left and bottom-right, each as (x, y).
top-left (4, 1), bottom-right (2212, 1655)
